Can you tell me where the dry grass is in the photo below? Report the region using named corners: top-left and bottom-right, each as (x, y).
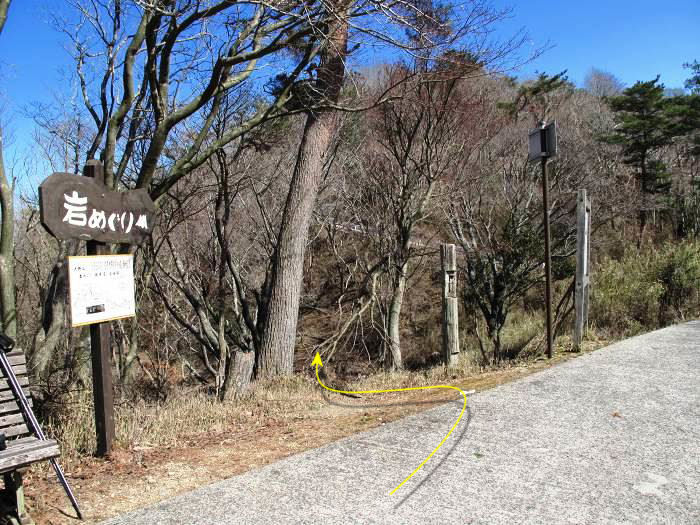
top-left (43, 376), bottom-right (326, 464)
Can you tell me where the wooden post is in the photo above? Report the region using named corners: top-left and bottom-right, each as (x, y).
top-left (3, 471), bottom-right (31, 525)
top-left (574, 189), bottom-right (592, 350)
top-left (83, 160), bottom-right (115, 456)
top-left (441, 244), bottom-right (459, 366)
top-left (541, 156), bottom-right (554, 358)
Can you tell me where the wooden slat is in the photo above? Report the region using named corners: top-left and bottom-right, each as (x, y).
top-left (0, 388), bottom-right (31, 403)
top-left (7, 436), bottom-right (38, 446)
top-left (3, 424), bottom-right (29, 438)
top-left (0, 349), bottom-right (32, 442)
top-left (0, 412), bottom-right (26, 429)
top-left (0, 349), bottom-right (33, 440)
top-left (0, 439), bottom-right (60, 474)
top-left (0, 376), bottom-right (30, 391)
top-left (0, 399), bottom-right (32, 414)
top-left (6, 354), bottom-right (27, 367)
top-left (12, 364), bottom-right (27, 377)
top-left (1, 364), bottom-right (27, 376)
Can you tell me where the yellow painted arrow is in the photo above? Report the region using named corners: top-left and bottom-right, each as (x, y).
top-left (311, 351), bottom-right (468, 495)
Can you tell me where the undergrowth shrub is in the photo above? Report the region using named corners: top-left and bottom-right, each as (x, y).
top-left (591, 241), bottom-right (700, 335)
top-left (656, 243), bottom-right (700, 321)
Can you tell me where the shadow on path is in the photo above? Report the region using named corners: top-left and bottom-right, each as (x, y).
top-left (393, 403), bottom-right (472, 508)
top-left (320, 388), bottom-right (473, 507)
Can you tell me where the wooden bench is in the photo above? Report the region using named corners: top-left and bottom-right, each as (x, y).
top-left (0, 349), bottom-right (60, 525)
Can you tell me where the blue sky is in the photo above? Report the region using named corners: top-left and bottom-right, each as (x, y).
top-left (495, 0), bottom-right (699, 88)
top-left (0, 0), bottom-right (699, 175)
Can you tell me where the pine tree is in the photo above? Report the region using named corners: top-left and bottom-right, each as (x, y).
top-left (604, 77), bottom-right (673, 245)
top-left (605, 77), bottom-right (672, 195)
top-left (667, 62), bottom-right (700, 237)
top-left (684, 60), bottom-right (700, 95)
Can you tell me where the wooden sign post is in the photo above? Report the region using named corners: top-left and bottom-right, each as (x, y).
top-left (574, 189), bottom-right (591, 350)
top-left (39, 160), bottom-right (155, 456)
top-left (84, 162), bottom-right (113, 457)
top-left (441, 244), bottom-right (459, 366)
top-left (528, 121), bottom-right (557, 359)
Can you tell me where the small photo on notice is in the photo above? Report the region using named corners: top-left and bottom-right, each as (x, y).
top-left (86, 304), bottom-right (106, 315)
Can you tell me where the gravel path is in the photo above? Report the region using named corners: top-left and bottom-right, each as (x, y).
top-left (102, 322), bottom-right (700, 524)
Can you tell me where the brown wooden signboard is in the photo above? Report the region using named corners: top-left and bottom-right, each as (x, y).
top-left (37, 160), bottom-right (156, 457)
top-left (39, 172), bottom-right (155, 245)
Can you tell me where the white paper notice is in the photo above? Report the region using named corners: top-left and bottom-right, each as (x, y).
top-left (67, 255), bottom-right (136, 326)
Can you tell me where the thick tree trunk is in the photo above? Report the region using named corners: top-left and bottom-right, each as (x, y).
top-left (0, 16), bottom-right (11, 338)
top-left (256, 111), bottom-right (340, 377)
top-left (256, 13), bottom-right (348, 378)
top-left (386, 263), bottom-right (407, 370)
top-left (222, 350), bottom-right (255, 400)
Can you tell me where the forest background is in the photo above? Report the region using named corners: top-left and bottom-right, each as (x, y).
top-left (0, 1), bottom-right (699, 520)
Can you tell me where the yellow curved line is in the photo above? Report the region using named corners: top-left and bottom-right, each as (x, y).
top-left (315, 365), bottom-right (468, 495)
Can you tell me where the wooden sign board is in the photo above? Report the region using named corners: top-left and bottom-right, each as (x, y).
top-left (39, 173), bottom-right (155, 245)
top-left (67, 255), bottom-right (136, 327)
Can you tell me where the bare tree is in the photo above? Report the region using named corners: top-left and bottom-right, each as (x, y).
top-left (255, 1), bottom-right (532, 376)
top-left (448, 75), bottom-right (626, 361)
top-left (146, 93), bottom-right (301, 395)
top-left (583, 68), bottom-right (625, 98)
top-left (33, 0), bottom-right (341, 376)
top-left (31, 0), bottom-right (532, 382)
top-left (357, 65), bottom-right (478, 369)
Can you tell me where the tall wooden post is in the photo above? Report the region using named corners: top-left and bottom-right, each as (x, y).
top-left (441, 244), bottom-right (459, 366)
top-left (541, 155), bottom-right (553, 359)
top-left (574, 189), bottom-right (592, 350)
top-left (528, 121), bottom-right (557, 359)
top-left (83, 160), bottom-right (115, 456)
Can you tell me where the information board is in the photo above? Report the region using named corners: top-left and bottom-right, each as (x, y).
top-left (67, 255), bottom-right (136, 327)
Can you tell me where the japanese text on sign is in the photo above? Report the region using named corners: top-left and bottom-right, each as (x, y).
top-left (39, 171), bottom-right (155, 244)
top-left (67, 255), bottom-right (136, 327)
top-left (63, 191), bottom-right (149, 233)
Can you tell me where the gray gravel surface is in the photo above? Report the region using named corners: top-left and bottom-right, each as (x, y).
top-left (102, 322), bottom-right (700, 524)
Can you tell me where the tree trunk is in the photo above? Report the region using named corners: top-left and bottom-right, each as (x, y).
top-left (0, 132), bottom-right (15, 338)
top-left (221, 350), bottom-right (255, 400)
top-left (386, 262), bottom-right (407, 370)
top-left (0, 1), bottom-right (9, 36)
top-left (256, 111), bottom-right (340, 377)
top-left (256, 14), bottom-right (348, 378)
top-left (32, 243), bottom-right (75, 378)
top-left (0, 16), bottom-right (11, 338)
top-left (119, 317), bottom-right (140, 385)
top-left (637, 208), bottom-right (647, 250)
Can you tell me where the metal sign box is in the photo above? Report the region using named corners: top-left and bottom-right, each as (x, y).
top-left (528, 121), bottom-right (557, 161)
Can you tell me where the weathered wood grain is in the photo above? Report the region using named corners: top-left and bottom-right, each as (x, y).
top-left (0, 398), bottom-right (31, 412)
top-left (0, 388), bottom-right (31, 403)
top-left (441, 244), bottom-right (460, 366)
top-left (0, 439), bottom-right (60, 474)
top-left (574, 189), bottom-right (591, 349)
top-left (0, 375), bottom-right (29, 392)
